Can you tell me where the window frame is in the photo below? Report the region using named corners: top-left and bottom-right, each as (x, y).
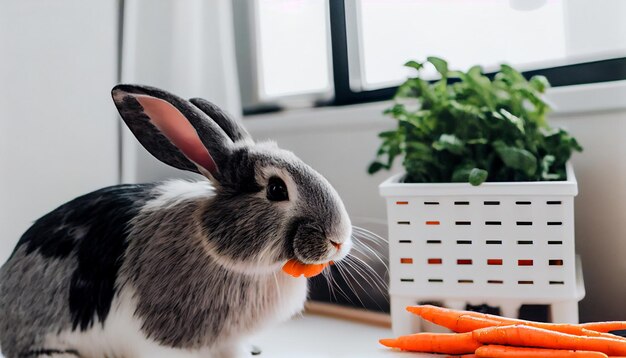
top-left (240, 0), bottom-right (626, 113)
top-left (234, 0), bottom-right (335, 114)
top-left (329, 0), bottom-right (626, 106)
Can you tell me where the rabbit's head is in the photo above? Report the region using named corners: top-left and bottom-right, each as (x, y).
top-left (112, 85), bottom-right (351, 274)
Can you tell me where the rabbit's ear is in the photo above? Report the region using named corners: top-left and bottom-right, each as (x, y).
top-left (189, 98), bottom-right (253, 144)
top-left (112, 84), bottom-right (232, 178)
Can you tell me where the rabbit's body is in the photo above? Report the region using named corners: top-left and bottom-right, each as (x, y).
top-left (1, 181), bottom-right (307, 357)
top-left (0, 85), bottom-right (351, 357)
top-left (0, 184), bottom-right (154, 358)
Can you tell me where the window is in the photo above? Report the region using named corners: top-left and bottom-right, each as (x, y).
top-left (345, 0), bottom-right (626, 91)
top-left (235, 0), bottom-right (626, 112)
top-left (234, 0), bottom-right (333, 111)
top-left (347, 0), bottom-right (567, 90)
top-left (256, 0), bottom-right (332, 99)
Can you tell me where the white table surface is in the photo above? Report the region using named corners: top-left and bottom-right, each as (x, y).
top-left (251, 314), bottom-right (435, 358)
top-left (0, 314), bottom-right (435, 357)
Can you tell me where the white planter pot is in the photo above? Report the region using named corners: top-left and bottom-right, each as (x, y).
top-left (379, 163), bottom-right (585, 333)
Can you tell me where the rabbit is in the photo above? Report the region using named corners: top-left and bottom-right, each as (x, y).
top-left (0, 84), bottom-right (353, 358)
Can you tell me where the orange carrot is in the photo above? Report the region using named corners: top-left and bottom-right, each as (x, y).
top-left (473, 325), bottom-right (626, 356)
top-left (282, 259), bottom-right (328, 278)
top-left (581, 329), bottom-right (626, 341)
top-left (407, 305), bottom-right (626, 340)
top-left (455, 315), bottom-right (509, 332)
top-left (475, 345), bottom-right (608, 358)
top-left (406, 305), bottom-right (484, 332)
top-left (456, 314), bottom-right (624, 341)
top-left (379, 332), bottom-right (482, 354)
top-left (581, 322), bottom-right (626, 333)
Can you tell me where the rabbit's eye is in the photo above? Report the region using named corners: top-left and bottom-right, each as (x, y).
top-left (267, 176), bottom-right (289, 201)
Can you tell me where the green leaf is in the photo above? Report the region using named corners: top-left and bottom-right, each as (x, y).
top-left (499, 109), bottom-right (525, 134)
top-left (451, 167), bottom-right (472, 182)
top-left (469, 168), bottom-right (488, 186)
top-left (467, 138), bottom-right (489, 145)
top-left (432, 134), bottom-right (465, 155)
top-left (493, 141), bottom-right (538, 176)
top-left (468, 65), bottom-right (484, 78)
top-left (404, 60), bottom-right (423, 71)
top-left (384, 103), bottom-right (408, 118)
top-left (530, 75), bottom-right (550, 92)
top-left (465, 66), bottom-right (496, 110)
top-left (570, 137), bottom-right (583, 152)
top-left (378, 130), bottom-right (399, 139)
top-left (427, 56), bottom-right (448, 78)
top-left (395, 78), bottom-right (422, 98)
top-left (450, 100), bottom-right (485, 120)
top-left (447, 70), bottom-right (464, 78)
top-left (499, 64), bottom-right (526, 83)
top-left (540, 155), bottom-right (560, 180)
top-left (367, 161), bottom-right (386, 174)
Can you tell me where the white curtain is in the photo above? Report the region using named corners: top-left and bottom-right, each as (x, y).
top-left (120, 0), bottom-right (242, 183)
top-left (0, 1), bottom-right (120, 263)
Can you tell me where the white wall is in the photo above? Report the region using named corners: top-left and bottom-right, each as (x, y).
top-left (0, 1), bottom-right (120, 263)
top-left (244, 82), bottom-right (626, 322)
top-left (551, 108), bottom-right (626, 322)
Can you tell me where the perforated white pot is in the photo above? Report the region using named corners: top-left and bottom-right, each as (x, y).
top-left (379, 163), bottom-right (582, 303)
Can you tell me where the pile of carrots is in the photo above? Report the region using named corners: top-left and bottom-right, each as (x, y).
top-left (380, 305), bottom-right (626, 357)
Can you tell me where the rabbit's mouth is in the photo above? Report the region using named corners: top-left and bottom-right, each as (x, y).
top-left (283, 237), bottom-right (351, 278)
top-left (286, 215), bottom-right (352, 267)
top-left (283, 235), bottom-right (351, 277)
top-left (328, 236), bottom-right (352, 261)
top-left (292, 233), bottom-right (352, 265)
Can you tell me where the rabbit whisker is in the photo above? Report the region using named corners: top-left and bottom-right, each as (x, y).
top-left (351, 225), bottom-right (388, 244)
top-left (344, 254), bottom-right (389, 300)
top-left (350, 238), bottom-right (389, 274)
top-left (340, 258), bottom-right (386, 310)
top-left (328, 266), bottom-right (358, 306)
top-left (320, 267), bottom-right (337, 302)
top-left (333, 262), bottom-right (367, 308)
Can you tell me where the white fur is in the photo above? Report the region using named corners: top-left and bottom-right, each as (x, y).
top-left (48, 289), bottom-right (212, 358)
top-left (47, 277), bottom-right (308, 358)
top-left (143, 180), bottom-right (214, 211)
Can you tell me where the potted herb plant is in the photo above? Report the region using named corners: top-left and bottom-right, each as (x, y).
top-left (371, 57), bottom-right (585, 336)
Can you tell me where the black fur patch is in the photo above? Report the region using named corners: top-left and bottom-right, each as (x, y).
top-left (13, 184), bottom-right (155, 331)
top-left (20, 348), bottom-right (80, 357)
top-left (14, 215), bottom-right (76, 259)
top-left (220, 148), bottom-right (263, 195)
top-left (190, 97), bottom-right (250, 143)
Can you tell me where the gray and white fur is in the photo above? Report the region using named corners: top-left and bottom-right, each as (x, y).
top-left (0, 85), bottom-right (352, 358)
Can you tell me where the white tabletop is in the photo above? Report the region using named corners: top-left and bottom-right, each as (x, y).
top-left (251, 314), bottom-right (435, 358)
top-left (0, 314), bottom-right (435, 357)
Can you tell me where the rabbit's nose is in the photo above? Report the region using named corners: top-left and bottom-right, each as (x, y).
top-left (330, 240), bottom-right (342, 250)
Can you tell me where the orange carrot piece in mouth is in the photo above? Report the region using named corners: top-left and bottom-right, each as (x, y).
top-left (282, 259), bottom-right (329, 278)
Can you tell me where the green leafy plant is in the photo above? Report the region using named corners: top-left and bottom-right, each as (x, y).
top-left (368, 57), bottom-right (582, 185)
